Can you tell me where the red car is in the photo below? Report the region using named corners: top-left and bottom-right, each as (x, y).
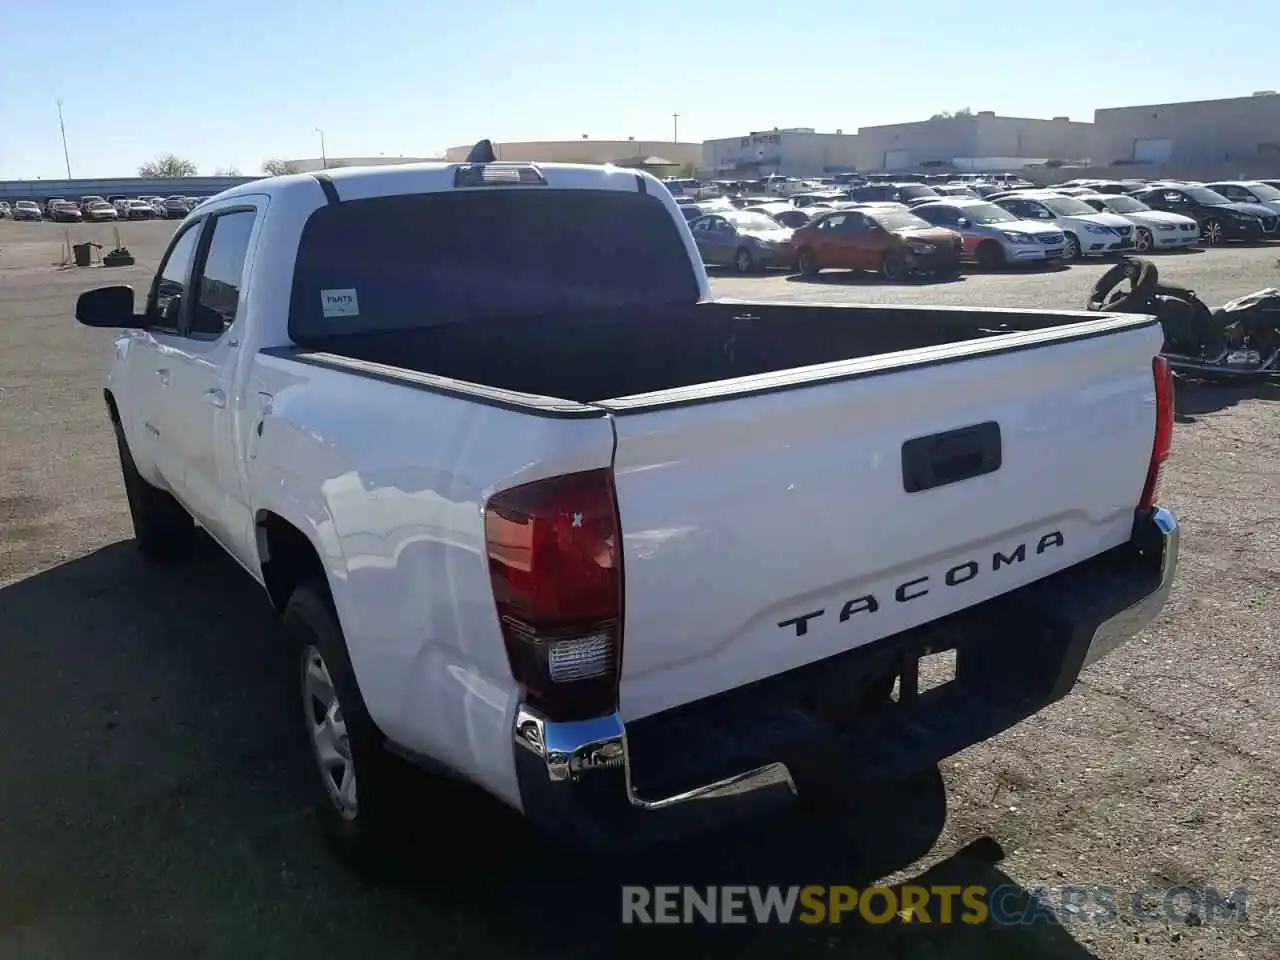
top-left (791, 206), bottom-right (963, 281)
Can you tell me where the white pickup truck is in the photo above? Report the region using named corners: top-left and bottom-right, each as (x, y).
top-left (77, 142), bottom-right (1179, 872)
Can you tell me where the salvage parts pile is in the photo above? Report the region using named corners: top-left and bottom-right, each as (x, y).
top-left (1088, 255), bottom-right (1280, 378)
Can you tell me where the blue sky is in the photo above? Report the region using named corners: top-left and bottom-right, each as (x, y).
top-left (1, 0), bottom-right (1275, 180)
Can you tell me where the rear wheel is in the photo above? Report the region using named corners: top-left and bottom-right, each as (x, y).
top-left (1134, 227), bottom-right (1153, 253)
top-left (287, 579), bottom-right (402, 879)
top-left (734, 247), bottom-right (756, 274)
top-left (1062, 233), bottom-right (1081, 260)
top-left (976, 241), bottom-right (1006, 270)
top-left (114, 422), bottom-right (193, 562)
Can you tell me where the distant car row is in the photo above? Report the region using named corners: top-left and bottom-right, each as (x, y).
top-left (0, 194), bottom-right (212, 223)
top-left (675, 177), bottom-right (1280, 278)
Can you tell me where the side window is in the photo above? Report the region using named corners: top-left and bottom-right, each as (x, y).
top-left (1025, 202), bottom-right (1052, 219)
top-left (189, 210), bottom-right (256, 337)
top-left (692, 218), bottom-right (709, 232)
top-left (1163, 192), bottom-right (1184, 204)
top-left (147, 224), bottom-right (203, 330)
top-left (818, 214), bottom-right (845, 231)
top-left (1000, 199), bottom-right (1028, 218)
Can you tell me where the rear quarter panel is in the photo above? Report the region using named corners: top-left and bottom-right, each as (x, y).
top-left (251, 355), bottom-right (616, 807)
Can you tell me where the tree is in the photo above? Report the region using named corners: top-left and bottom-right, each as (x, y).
top-left (214, 166), bottom-right (242, 176)
top-left (138, 153), bottom-right (198, 177)
top-left (262, 158), bottom-right (300, 176)
top-left (929, 107), bottom-right (975, 121)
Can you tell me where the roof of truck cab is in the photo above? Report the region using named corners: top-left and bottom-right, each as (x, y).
top-left (211, 161), bottom-right (663, 205)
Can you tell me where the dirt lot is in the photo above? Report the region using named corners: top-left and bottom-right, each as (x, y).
top-left (1, 220), bottom-right (1278, 959)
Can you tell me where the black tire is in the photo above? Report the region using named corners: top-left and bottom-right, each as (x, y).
top-left (796, 247), bottom-right (820, 276)
top-left (1201, 218), bottom-right (1224, 246)
top-left (733, 246), bottom-right (755, 274)
top-left (976, 241), bottom-right (1005, 271)
top-left (114, 422), bottom-right (193, 562)
top-left (286, 579), bottom-right (400, 878)
top-left (881, 253), bottom-right (909, 282)
top-left (1062, 232), bottom-right (1081, 261)
top-left (1134, 227), bottom-right (1153, 253)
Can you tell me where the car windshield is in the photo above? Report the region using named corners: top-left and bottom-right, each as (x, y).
top-left (17, 202), bottom-right (37, 209)
top-left (866, 209), bottom-right (931, 231)
top-left (1039, 196), bottom-right (1100, 217)
top-left (897, 185), bottom-right (938, 201)
top-left (1101, 196), bottom-right (1149, 213)
top-left (959, 202), bottom-right (1016, 224)
top-left (726, 213), bottom-right (782, 232)
top-left (1183, 187), bottom-right (1231, 205)
top-left (1243, 182), bottom-right (1280, 201)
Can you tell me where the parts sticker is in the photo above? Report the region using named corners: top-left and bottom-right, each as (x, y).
top-left (321, 288), bottom-right (360, 317)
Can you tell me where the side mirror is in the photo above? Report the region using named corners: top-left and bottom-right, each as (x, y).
top-left (76, 285), bottom-right (144, 328)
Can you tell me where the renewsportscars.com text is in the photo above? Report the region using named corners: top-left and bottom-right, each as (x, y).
top-left (621, 884), bottom-right (1248, 927)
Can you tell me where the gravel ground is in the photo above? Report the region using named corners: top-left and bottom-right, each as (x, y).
top-left (1, 220), bottom-right (1278, 959)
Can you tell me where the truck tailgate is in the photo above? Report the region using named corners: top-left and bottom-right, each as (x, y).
top-left (607, 318), bottom-right (1162, 721)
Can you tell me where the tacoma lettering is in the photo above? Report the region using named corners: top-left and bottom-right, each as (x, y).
top-left (777, 531), bottom-right (1064, 638)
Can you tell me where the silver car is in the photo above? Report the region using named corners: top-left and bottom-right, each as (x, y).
top-left (690, 211), bottom-right (794, 273)
top-left (911, 199), bottom-right (1066, 269)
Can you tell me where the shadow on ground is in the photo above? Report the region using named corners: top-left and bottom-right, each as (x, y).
top-left (1173, 378), bottom-right (1280, 421)
top-left (0, 539), bottom-right (1101, 960)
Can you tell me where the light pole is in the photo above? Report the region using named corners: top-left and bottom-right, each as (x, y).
top-left (672, 113), bottom-right (680, 143)
top-left (315, 127), bottom-right (327, 169)
top-left (57, 100), bottom-right (72, 179)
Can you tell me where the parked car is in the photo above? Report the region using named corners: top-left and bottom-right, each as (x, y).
top-left (1076, 194), bottom-right (1199, 252)
top-left (993, 192), bottom-right (1135, 260)
top-left (790, 192), bottom-right (846, 208)
top-left (1132, 185), bottom-right (1279, 245)
top-left (911, 199), bottom-right (1065, 268)
top-left (50, 201), bottom-right (83, 222)
top-left (690, 210), bottom-right (794, 273)
top-left (0, 200), bottom-right (9, 219)
top-left (45, 198), bottom-right (69, 218)
top-left (848, 182), bottom-right (940, 205)
top-left (12, 201), bottom-right (42, 221)
top-left (1202, 180), bottom-right (1280, 213)
top-left (163, 197), bottom-right (190, 219)
top-left (125, 199), bottom-right (156, 220)
top-left (770, 207), bottom-right (826, 229)
top-left (73, 152), bottom-right (1178, 868)
top-left (113, 199), bottom-right (133, 219)
top-left (79, 195), bottom-right (107, 213)
top-left (83, 200), bottom-right (119, 222)
top-left (791, 206), bottom-right (962, 280)
top-left (932, 184), bottom-right (980, 199)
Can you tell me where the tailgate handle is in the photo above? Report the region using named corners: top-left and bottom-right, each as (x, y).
top-left (902, 421), bottom-right (1002, 493)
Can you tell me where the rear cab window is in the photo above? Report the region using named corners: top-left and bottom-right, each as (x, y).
top-left (287, 189), bottom-right (701, 341)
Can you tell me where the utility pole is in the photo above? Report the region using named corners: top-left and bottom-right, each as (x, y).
top-left (672, 113), bottom-right (680, 143)
top-left (315, 127), bottom-right (328, 169)
top-left (57, 100), bottom-right (72, 179)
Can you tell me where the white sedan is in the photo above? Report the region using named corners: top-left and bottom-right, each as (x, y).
top-left (1079, 194), bottom-right (1200, 252)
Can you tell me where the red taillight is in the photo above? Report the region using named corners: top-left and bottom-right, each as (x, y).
top-left (1139, 355), bottom-right (1174, 511)
top-left (484, 469), bottom-right (622, 722)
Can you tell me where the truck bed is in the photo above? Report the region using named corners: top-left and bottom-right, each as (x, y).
top-left (289, 300), bottom-right (1133, 406)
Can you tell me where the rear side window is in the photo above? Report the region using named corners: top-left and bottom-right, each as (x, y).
top-left (288, 189), bottom-right (701, 340)
top-left (191, 210), bottom-right (256, 336)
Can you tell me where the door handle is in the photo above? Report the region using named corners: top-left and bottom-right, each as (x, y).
top-left (204, 388), bottom-right (227, 408)
top-left (155, 368), bottom-right (170, 386)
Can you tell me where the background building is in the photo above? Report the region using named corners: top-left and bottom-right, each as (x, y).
top-left (444, 139), bottom-right (701, 175)
top-left (854, 112), bottom-right (1094, 172)
top-left (701, 129), bottom-right (860, 177)
top-left (1092, 92), bottom-right (1280, 178)
top-left (279, 156), bottom-right (440, 172)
